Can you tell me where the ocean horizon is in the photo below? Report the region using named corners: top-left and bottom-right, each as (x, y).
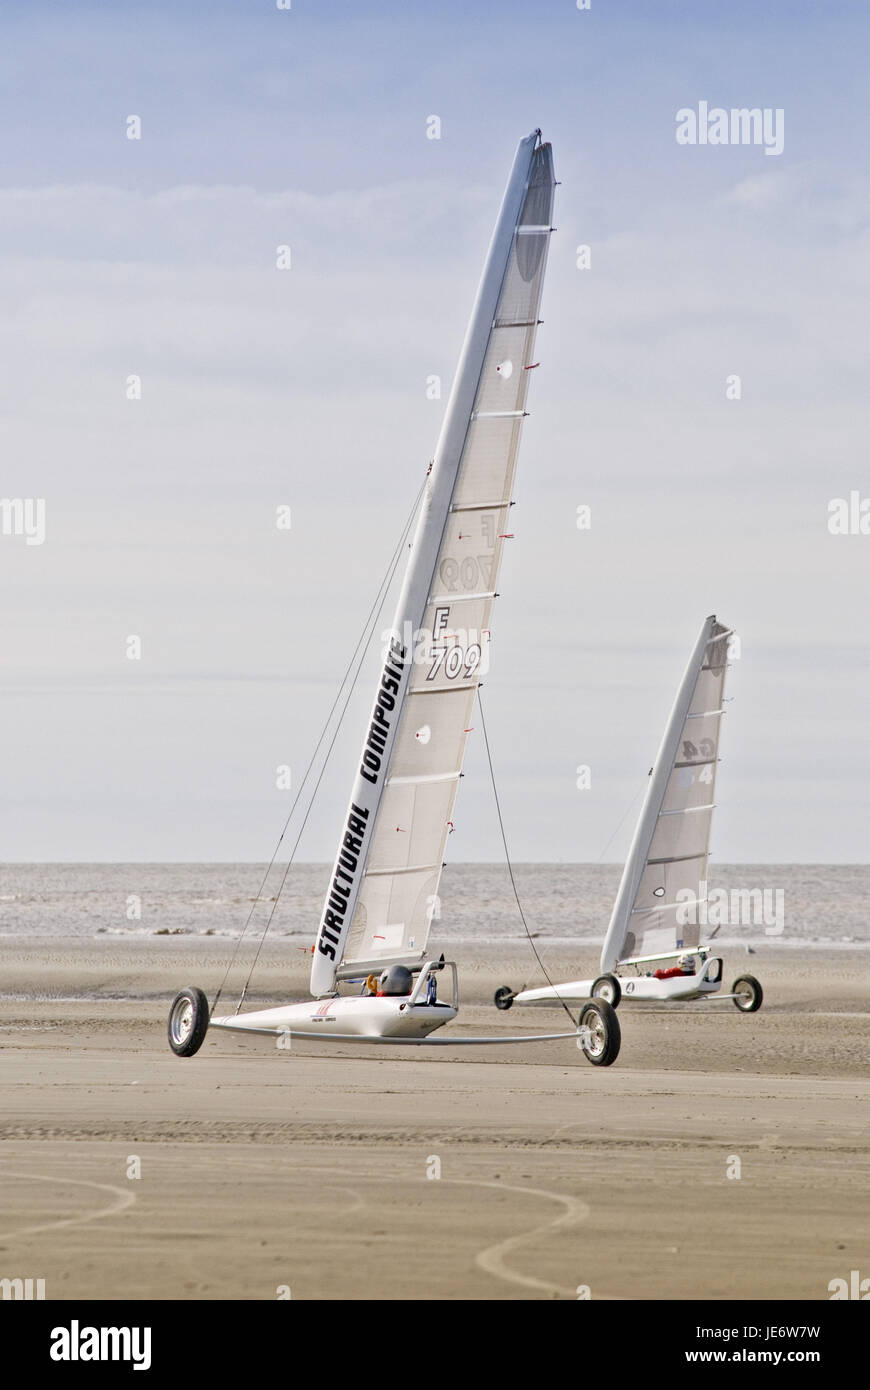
top-left (1, 862), bottom-right (867, 947)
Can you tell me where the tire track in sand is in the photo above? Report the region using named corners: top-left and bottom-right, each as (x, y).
top-left (448, 1178), bottom-right (589, 1299)
top-left (0, 1170), bottom-right (136, 1243)
top-left (201, 1162), bottom-right (585, 1298)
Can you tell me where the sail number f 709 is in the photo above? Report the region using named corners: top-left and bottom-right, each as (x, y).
top-left (427, 606), bottom-right (484, 682)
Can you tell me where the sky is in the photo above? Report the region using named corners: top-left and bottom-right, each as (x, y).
top-left (0, 0), bottom-right (868, 862)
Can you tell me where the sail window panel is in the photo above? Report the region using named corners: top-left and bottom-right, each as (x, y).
top-left (625, 922), bottom-right (681, 959)
top-left (520, 144), bottom-right (555, 224)
top-left (688, 666), bottom-right (726, 718)
top-left (635, 858), bottom-right (708, 912)
top-left (648, 804), bottom-right (713, 863)
top-left (434, 505), bottom-right (510, 601)
top-left (451, 416), bottom-right (523, 510)
top-left (676, 711), bottom-right (723, 765)
top-left (387, 687), bottom-right (475, 781)
top-left (364, 779), bottom-right (456, 874)
top-left (706, 626), bottom-right (731, 672)
top-left (630, 899), bottom-right (702, 952)
top-left (497, 235), bottom-right (550, 325)
top-left (621, 858), bottom-right (709, 957)
top-left (410, 595), bottom-right (493, 693)
top-left (661, 761), bottom-right (720, 814)
top-left (344, 866), bottom-right (440, 965)
top-left (473, 326), bottom-right (536, 415)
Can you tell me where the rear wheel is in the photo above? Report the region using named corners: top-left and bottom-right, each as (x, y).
top-left (168, 986), bottom-right (210, 1056)
top-left (731, 975), bottom-right (763, 1013)
top-left (493, 986), bottom-right (514, 1011)
top-left (591, 973), bottom-right (622, 1008)
top-left (578, 999), bottom-right (621, 1067)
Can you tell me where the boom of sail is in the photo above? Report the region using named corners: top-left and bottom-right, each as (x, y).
top-left (599, 616), bottom-right (734, 974)
top-left (311, 131), bottom-right (555, 996)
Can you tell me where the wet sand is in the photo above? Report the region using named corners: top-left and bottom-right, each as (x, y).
top-left (0, 939), bottom-right (867, 1300)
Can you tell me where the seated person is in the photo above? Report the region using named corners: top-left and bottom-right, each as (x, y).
top-left (376, 964), bottom-right (413, 997)
top-left (653, 954), bottom-right (697, 980)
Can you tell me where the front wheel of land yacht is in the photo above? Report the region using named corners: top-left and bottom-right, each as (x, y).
top-left (578, 1000), bottom-right (621, 1067)
top-left (494, 986), bottom-right (514, 1011)
top-left (731, 975), bottom-right (763, 1013)
top-left (168, 987), bottom-right (210, 1056)
top-left (591, 974), bottom-right (621, 1008)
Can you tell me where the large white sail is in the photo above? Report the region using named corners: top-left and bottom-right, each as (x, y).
top-left (599, 616), bottom-right (733, 973)
top-left (310, 132), bottom-right (555, 996)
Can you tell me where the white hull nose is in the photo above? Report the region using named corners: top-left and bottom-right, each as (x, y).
top-left (211, 995), bottom-right (457, 1041)
top-left (513, 970), bottom-right (723, 1005)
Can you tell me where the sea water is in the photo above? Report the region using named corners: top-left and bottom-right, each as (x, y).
top-left (0, 863), bottom-right (866, 948)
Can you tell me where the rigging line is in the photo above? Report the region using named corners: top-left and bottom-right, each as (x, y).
top-left (234, 540), bottom-right (408, 1012)
top-left (595, 776), bottom-right (647, 864)
top-left (210, 474), bottom-right (427, 1016)
top-left (476, 688), bottom-right (578, 1028)
top-left (230, 476), bottom-right (428, 1014)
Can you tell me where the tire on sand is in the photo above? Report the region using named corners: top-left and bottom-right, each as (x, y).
top-left (578, 998), bottom-right (621, 1067)
top-left (493, 985), bottom-right (514, 1011)
top-left (168, 986), bottom-right (210, 1056)
top-left (731, 974), bottom-right (763, 1013)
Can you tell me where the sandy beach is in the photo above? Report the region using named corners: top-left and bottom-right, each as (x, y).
top-left (0, 937), bottom-right (866, 1301)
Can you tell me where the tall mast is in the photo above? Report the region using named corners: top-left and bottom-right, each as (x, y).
top-left (311, 131), bottom-right (552, 996)
top-left (599, 616), bottom-right (732, 973)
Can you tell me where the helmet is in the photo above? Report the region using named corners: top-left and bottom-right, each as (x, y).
top-left (377, 965), bottom-right (413, 996)
top-left (679, 954), bottom-right (696, 973)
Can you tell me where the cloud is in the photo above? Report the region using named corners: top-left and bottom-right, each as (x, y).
top-left (1, 21), bottom-right (867, 859)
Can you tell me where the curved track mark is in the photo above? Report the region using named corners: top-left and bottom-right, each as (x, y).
top-left (0, 1170), bottom-right (136, 1243)
top-left (449, 1178), bottom-right (588, 1298)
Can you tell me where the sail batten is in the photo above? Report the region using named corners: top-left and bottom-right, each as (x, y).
top-left (599, 615), bottom-right (733, 973)
top-left (310, 132), bottom-right (555, 996)
top-left (364, 862), bottom-right (442, 877)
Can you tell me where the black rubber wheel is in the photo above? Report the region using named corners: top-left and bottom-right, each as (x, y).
top-left (578, 999), bottom-right (621, 1067)
top-left (590, 973), bottom-right (622, 1008)
top-left (731, 975), bottom-right (763, 1013)
top-left (493, 985), bottom-right (514, 1011)
top-left (167, 986), bottom-right (210, 1056)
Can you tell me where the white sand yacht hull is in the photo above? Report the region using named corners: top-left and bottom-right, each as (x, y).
top-left (513, 971), bottom-right (724, 1006)
top-left (168, 957), bottom-right (619, 1057)
top-left (508, 953), bottom-right (758, 1008)
top-left (210, 994), bottom-right (456, 1041)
